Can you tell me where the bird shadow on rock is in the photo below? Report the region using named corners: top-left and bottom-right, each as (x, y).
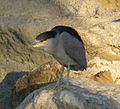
top-left (0, 71), bottom-right (29, 109)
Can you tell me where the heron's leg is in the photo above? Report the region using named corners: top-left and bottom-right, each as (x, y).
top-left (56, 65), bottom-right (64, 86)
top-left (66, 64), bottom-right (70, 88)
top-left (51, 65), bottom-right (64, 89)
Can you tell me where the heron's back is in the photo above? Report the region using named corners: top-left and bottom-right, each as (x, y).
top-left (52, 34), bottom-right (85, 71)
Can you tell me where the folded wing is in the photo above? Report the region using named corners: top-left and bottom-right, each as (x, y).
top-left (61, 32), bottom-right (87, 70)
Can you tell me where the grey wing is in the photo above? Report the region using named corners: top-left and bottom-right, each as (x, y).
top-left (61, 32), bottom-right (87, 70)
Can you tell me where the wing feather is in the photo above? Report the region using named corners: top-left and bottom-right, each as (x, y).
top-left (61, 32), bottom-right (87, 70)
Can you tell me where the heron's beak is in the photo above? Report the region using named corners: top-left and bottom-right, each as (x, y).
top-left (26, 40), bottom-right (39, 48)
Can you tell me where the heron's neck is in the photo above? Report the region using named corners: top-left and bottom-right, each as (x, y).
top-left (43, 37), bottom-right (58, 55)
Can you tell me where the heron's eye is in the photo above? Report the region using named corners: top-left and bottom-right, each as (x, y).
top-left (40, 40), bottom-right (44, 42)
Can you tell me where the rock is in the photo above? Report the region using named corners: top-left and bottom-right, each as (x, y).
top-left (12, 59), bottom-right (120, 107)
top-left (85, 21), bottom-right (120, 49)
top-left (0, 72), bottom-right (28, 109)
top-left (81, 21), bottom-right (120, 84)
top-left (0, 0), bottom-right (59, 81)
top-left (11, 61), bottom-right (83, 108)
top-left (98, 0), bottom-right (120, 8)
top-left (52, 0), bottom-right (120, 17)
top-left (0, 0), bottom-right (120, 81)
top-left (0, 0), bottom-right (120, 108)
top-left (15, 78), bottom-right (120, 109)
top-left (85, 57), bottom-right (120, 84)
top-left (90, 70), bottom-right (114, 83)
top-left (15, 61), bottom-right (61, 92)
top-left (15, 60), bottom-right (83, 92)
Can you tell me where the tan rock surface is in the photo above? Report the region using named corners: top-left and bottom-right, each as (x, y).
top-left (98, 0), bottom-right (120, 8)
top-left (15, 78), bottom-right (120, 109)
top-left (15, 60), bottom-right (85, 92)
top-left (90, 70), bottom-right (114, 83)
top-left (12, 60), bottom-right (119, 108)
top-left (0, 0), bottom-right (120, 81)
top-left (0, 0), bottom-right (120, 109)
top-left (15, 61), bottom-right (61, 92)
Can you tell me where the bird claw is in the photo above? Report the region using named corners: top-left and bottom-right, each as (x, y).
top-left (48, 82), bottom-right (70, 90)
top-left (52, 84), bottom-right (60, 89)
top-left (48, 78), bottom-right (70, 90)
top-left (48, 82), bottom-right (61, 90)
top-left (61, 85), bottom-right (69, 89)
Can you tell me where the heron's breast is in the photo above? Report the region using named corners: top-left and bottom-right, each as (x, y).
top-left (53, 40), bottom-right (76, 65)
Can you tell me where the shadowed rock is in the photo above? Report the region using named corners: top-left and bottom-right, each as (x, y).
top-left (15, 78), bottom-right (120, 109)
top-left (0, 72), bottom-right (28, 109)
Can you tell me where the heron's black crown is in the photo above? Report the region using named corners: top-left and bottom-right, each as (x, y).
top-left (52, 25), bottom-right (83, 43)
top-left (36, 31), bottom-right (57, 41)
top-left (36, 25), bottom-right (83, 43)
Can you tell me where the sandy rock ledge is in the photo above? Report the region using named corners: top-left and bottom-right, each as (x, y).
top-left (16, 78), bottom-right (120, 109)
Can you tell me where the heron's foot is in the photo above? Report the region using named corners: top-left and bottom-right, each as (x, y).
top-left (49, 81), bottom-right (61, 90)
top-left (53, 83), bottom-right (60, 89)
top-left (62, 85), bottom-right (69, 89)
top-left (61, 81), bottom-right (70, 89)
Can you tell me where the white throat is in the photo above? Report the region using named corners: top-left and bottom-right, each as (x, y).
top-left (43, 37), bottom-right (58, 55)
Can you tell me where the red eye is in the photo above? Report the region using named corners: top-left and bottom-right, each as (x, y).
top-left (40, 40), bottom-right (44, 42)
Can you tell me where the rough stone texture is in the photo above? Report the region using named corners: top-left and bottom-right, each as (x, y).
top-left (11, 61), bottom-right (118, 108)
top-left (86, 57), bottom-right (120, 83)
top-left (51, 0), bottom-right (120, 17)
top-left (0, 0), bottom-right (120, 109)
top-left (0, 0), bottom-right (120, 81)
top-left (15, 78), bottom-right (120, 109)
top-left (11, 61), bottom-right (83, 108)
top-left (0, 72), bottom-right (28, 109)
top-left (15, 61), bottom-right (61, 92)
top-left (0, 0), bottom-right (71, 81)
top-left (90, 70), bottom-right (114, 83)
top-left (98, 0), bottom-right (120, 8)
top-left (15, 61), bottom-right (83, 92)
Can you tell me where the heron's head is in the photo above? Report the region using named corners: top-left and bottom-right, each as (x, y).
top-left (28, 31), bottom-right (57, 48)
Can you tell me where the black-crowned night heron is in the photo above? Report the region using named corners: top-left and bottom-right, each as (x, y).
top-left (29, 25), bottom-right (87, 88)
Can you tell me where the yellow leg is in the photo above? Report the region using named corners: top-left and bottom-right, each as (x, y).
top-left (49, 65), bottom-right (70, 90)
top-left (63, 64), bottom-right (70, 89)
top-left (66, 64), bottom-right (70, 86)
top-left (56, 65), bottom-right (64, 86)
top-left (51, 65), bottom-right (64, 89)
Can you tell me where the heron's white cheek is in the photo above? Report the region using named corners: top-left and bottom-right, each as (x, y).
top-left (33, 43), bottom-right (44, 47)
